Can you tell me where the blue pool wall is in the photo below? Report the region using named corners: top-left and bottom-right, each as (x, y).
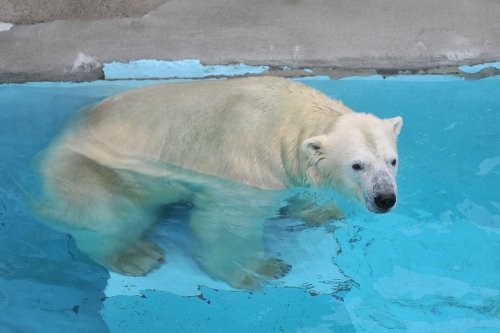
top-left (0, 63), bottom-right (499, 332)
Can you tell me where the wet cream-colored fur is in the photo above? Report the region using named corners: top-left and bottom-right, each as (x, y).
top-left (37, 77), bottom-right (402, 289)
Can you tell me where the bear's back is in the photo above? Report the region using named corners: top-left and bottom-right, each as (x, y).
top-left (80, 77), bottom-right (348, 188)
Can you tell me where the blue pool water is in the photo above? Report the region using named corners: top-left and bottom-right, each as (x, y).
top-left (0, 75), bottom-right (499, 332)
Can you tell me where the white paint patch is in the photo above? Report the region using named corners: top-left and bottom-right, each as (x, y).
top-left (71, 52), bottom-right (101, 72)
top-left (0, 22), bottom-right (13, 32)
top-left (414, 41), bottom-right (431, 63)
top-left (441, 122), bottom-right (456, 131)
top-left (457, 198), bottom-right (500, 233)
top-left (293, 45), bottom-right (301, 60)
top-left (444, 50), bottom-right (479, 61)
top-left (476, 156), bottom-right (500, 176)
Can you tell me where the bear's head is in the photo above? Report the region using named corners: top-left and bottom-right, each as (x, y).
top-left (302, 113), bottom-right (403, 213)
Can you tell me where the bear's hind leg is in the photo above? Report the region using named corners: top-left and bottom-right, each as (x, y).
top-left (40, 151), bottom-right (165, 276)
top-left (73, 230), bottom-right (165, 276)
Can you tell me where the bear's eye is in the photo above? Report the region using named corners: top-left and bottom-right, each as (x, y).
top-left (391, 159), bottom-right (397, 167)
top-left (352, 163), bottom-right (363, 171)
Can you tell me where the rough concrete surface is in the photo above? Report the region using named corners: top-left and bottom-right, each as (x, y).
top-left (0, 0), bottom-right (499, 82)
top-left (0, 0), bottom-right (169, 24)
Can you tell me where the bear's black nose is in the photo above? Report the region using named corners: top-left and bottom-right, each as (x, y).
top-left (374, 193), bottom-right (396, 210)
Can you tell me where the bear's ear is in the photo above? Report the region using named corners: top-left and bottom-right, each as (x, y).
top-left (387, 116), bottom-right (403, 136)
top-left (301, 135), bottom-right (328, 163)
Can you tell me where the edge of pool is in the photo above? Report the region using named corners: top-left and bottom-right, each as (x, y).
top-left (1, 59), bottom-right (500, 87)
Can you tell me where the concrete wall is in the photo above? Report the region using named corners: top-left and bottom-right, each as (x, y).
top-left (0, 0), bottom-right (499, 82)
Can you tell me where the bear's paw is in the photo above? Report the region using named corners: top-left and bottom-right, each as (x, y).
top-left (105, 240), bottom-right (165, 276)
top-left (237, 258), bottom-right (292, 290)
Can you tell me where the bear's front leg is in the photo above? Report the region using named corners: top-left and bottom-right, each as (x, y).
top-left (103, 240), bottom-right (165, 276)
top-left (189, 189), bottom-right (291, 290)
top-left (279, 192), bottom-right (345, 227)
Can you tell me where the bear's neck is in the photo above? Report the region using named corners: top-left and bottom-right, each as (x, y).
top-left (279, 107), bottom-right (347, 188)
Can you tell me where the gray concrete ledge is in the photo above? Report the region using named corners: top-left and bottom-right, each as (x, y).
top-left (1, 0), bottom-right (499, 83)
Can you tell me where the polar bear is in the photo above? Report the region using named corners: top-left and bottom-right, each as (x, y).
top-left (35, 77), bottom-right (402, 289)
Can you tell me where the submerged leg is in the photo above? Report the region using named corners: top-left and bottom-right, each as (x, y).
top-left (39, 151), bottom-right (165, 276)
top-left (73, 230), bottom-right (165, 276)
top-left (279, 191), bottom-right (345, 227)
top-left (189, 189), bottom-right (291, 290)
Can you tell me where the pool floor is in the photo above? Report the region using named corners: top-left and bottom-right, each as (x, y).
top-left (0, 75), bottom-right (499, 332)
